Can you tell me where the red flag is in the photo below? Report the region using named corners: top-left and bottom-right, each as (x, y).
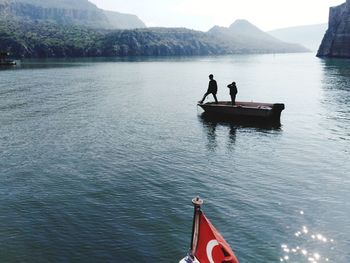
top-left (195, 212), bottom-right (239, 263)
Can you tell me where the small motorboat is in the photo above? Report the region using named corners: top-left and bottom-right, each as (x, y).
top-left (198, 101), bottom-right (285, 123)
top-left (0, 52), bottom-right (17, 66)
top-left (0, 60), bottom-right (16, 66)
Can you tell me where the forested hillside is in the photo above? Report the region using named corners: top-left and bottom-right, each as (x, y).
top-left (0, 0), bottom-right (146, 29)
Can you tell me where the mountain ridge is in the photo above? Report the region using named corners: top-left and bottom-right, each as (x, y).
top-left (0, 0), bottom-right (309, 58)
top-left (0, 18), bottom-right (309, 58)
top-left (0, 0), bottom-right (146, 29)
top-left (0, 0), bottom-right (98, 10)
top-left (268, 24), bottom-right (328, 51)
top-left (207, 19), bottom-right (308, 53)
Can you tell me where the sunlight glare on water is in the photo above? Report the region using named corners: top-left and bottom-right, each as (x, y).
top-left (280, 210), bottom-right (336, 262)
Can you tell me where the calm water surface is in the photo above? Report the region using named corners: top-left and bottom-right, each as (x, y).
top-left (0, 54), bottom-right (349, 262)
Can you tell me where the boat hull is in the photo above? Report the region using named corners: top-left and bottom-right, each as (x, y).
top-left (198, 101), bottom-right (284, 123)
top-left (0, 60), bottom-right (16, 66)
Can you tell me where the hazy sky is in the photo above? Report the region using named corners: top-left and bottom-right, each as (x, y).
top-left (89, 0), bottom-right (345, 31)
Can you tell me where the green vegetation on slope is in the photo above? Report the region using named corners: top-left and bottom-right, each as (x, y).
top-left (0, 19), bottom-right (104, 57)
top-left (98, 28), bottom-right (223, 56)
top-left (0, 19), bottom-right (308, 58)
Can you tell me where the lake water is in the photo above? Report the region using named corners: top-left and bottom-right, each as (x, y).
top-left (0, 53), bottom-right (349, 263)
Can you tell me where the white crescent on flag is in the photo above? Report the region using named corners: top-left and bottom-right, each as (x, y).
top-left (206, 239), bottom-right (219, 263)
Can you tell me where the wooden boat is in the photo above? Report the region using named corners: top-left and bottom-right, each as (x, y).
top-left (198, 101), bottom-right (285, 123)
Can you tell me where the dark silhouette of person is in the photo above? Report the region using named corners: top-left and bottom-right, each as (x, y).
top-left (199, 74), bottom-right (218, 104)
top-left (227, 81), bottom-right (237, 105)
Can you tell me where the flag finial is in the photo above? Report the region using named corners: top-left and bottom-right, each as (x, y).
top-left (192, 196), bottom-right (203, 206)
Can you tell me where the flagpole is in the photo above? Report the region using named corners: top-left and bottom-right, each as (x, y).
top-left (189, 196), bottom-right (203, 260)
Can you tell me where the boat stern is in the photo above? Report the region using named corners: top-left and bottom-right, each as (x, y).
top-left (271, 103), bottom-right (285, 121)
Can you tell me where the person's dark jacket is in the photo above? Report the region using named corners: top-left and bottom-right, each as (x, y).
top-left (208, 79), bottom-right (218, 94)
top-left (227, 83), bottom-right (237, 95)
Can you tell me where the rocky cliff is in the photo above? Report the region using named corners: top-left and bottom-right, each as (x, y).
top-left (317, 0), bottom-right (350, 57)
top-left (0, 0), bottom-right (145, 29)
top-left (103, 10), bottom-right (145, 30)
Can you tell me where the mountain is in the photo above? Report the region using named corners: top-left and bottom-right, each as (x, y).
top-left (0, 17), bottom-right (308, 58)
top-left (1, 0), bottom-right (97, 9)
top-left (0, 19), bottom-right (223, 57)
top-left (268, 24), bottom-right (328, 51)
top-left (208, 20), bottom-right (309, 54)
top-left (0, 0), bottom-right (145, 29)
top-left (317, 0), bottom-right (350, 58)
top-left (98, 28), bottom-right (223, 56)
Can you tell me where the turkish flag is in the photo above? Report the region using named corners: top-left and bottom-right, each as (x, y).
top-left (195, 212), bottom-right (239, 263)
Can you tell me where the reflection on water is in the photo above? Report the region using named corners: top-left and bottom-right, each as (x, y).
top-left (319, 58), bottom-right (350, 142)
top-left (0, 64), bottom-right (18, 71)
top-left (199, 112), bottom-right (282, 130)
top-left (228, 124), bottom-right (237, 150)
top-left (321, 58), bottom-right (350, 105)
top-left (322, 57), bottom-right (350, 77)
top-left (198, 113), bottom-right (282, 151)
top-left (201, 117), bottom-right (218, 151)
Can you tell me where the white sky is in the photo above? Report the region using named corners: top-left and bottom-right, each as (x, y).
top-left (89, 0), bottom-right (345, 31)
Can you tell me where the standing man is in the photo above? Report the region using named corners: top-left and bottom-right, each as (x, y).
top-left (227, 81), bottom-right (238, 105)
top-left (199, 74), bottom-right (218, 104)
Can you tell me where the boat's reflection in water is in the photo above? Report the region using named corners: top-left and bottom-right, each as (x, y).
top-left (198, 112), bottom-right (282, 151)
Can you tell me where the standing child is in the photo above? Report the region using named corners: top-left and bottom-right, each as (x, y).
top-left (227, 82), bottom-right (237, 105)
